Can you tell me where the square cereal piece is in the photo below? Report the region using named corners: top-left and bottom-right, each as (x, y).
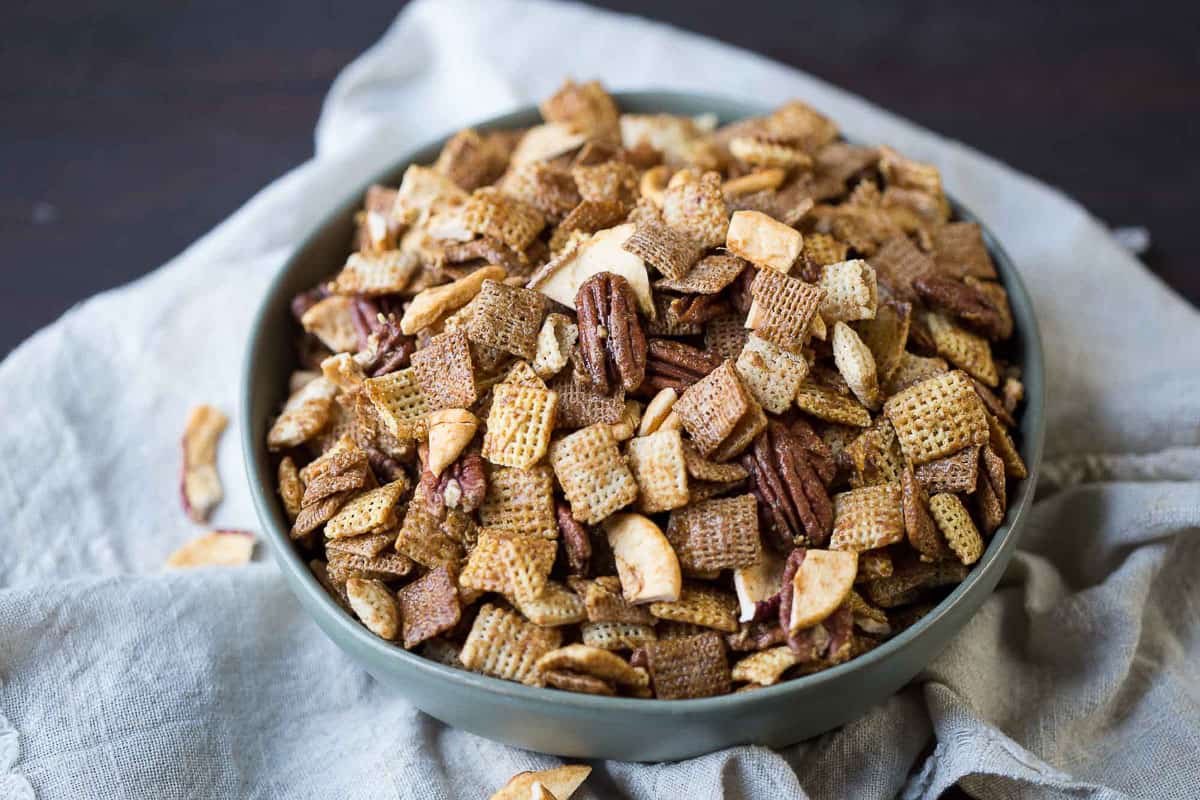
top-left (481, 382), bottom-right (558, 469)
top-left (745, 268), bottom-right (824, 349)
top-left (672, 361), bottom-right (756, 458)
top-left (364, 368), bottom-right (430, 440)
top-left (682, 441), bottom-right (749, 484)
top-left (645, 632), bottom-right (731, 699)
top-left (726, 210), bottom-right (803, 274)
top-left (573, 160), bottom-right (639, 207)
top-left (458, 529), bottom-right (557, 603)
top-left (550, 424), bottom-right (639, 524)
top-left (649, 583), bottom-right (739, 632)
top-left (794, 383), bottom-right (872, 427)
top-left (540, 79), bottom-right (620, 140)
top-left (884, 370), bottom-right (988, 466)
top-left (325, 550), bottom-right (413, 584)
top-left (804, 233), bottom-right (849, 268)
top-left (324, 529), bottom-right (397, 559)
top-left (626, 429), bottom-right (690, 514)
top-left (662, 170), bottom-right (729, 248)
top-left (434, 129), bottom-right (509, 191)
top-left (502, 359), bottom-right (545, 388)
top-left (461, 187), bottom-right (545, 251)
top-left (622, 219), bottom-right (704, 280)
top-left (705, 313), bottom-right (750, 361)
top-left (394, 492), bottom-right (465, 570)
top-left (513, 580), bottom-right (587, 627)
top-left (549, 371), bottom-right (626, 428)
top-left (500, 161), bottom-right (581, 223)
top-left (398, 566), bottom-right (462, 649)
top-left (466, 279), bottom-right (547, 360)
top-left (818, 259), bottom-right (877, 323)
top-left (735, 333), bottom-right (809, 414)
top-left (291, 492), bottom-right (349, 539)
top-left (581, 621), bottom-right (658, 651)
top-left (869, 236), bottom-right (937, 302)
top-left (709, 395), bottom-right (767, 465)
top-left (277, 456), bottom-right (304, 520)
top-left (845, 420), bottom-right (904, 488)
top-left (575, 576), bottom-right (655, 625)
top-left (324, 480), bottom-right (407, 539)
top-left (986, 412), bottom-right (1028, 480)
top-left (300, 444), bottom-right (372, 506)
top-left (354, 184), bottom-right (399, 252)
top-left (831, 321), bottom-right (882, 410)
top-left (665, 494), bottom-right (760, 573)
top-left (933, 222), bottom-right (998, 280)
top-left (923, 312), bottom-right (999, 386)
top-left (478, 464), bottom-right (557, 537)
top-left (855, 300), bottom-right (911, 383)
top-left (656, 253), bottom-right (748, 295)
top-left (830, 482), bottom-right (905, 551)
top-left (901, 464), bottom-right (953, 562)
top-left (411, 330), bottom-right (478, 411)
top-left (331, 250), bottom-right (421, 296)
top-left (928, 493), bottom-right (984, 565)
top-left (459, 603), bottom-right (562, 686)
top-left (268, 377), bottom-right (338, 451)
top-left (550, 199), bottom-right (629, 252)
top-left (883, 351), bottom-right (949, 396)
top-left (732, 646), bottom-right (799, 686)
top-left (914, 445), bottom-right (979, 494)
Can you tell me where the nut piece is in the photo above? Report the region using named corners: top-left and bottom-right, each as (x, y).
top-left (488, 765), bottom-right (592, 800)
top-left (787, 549), bottom-right (857, 633)
top-left (575, 272), bottom-right (648, 395)
top-left (602, 513), bottom-right (682, 604)
top-left (181, 404), bottom-right (227, 523)
top-left (638, 387), bottom-right (678, 436)
top-left (425, 409), bottom-right (479, 477)
top-left (164, 530), bottom-right (255, 569)
top-left (726, 210), bottom-right (803, 274)
top-left (345, 578), bottom-right (401, 641)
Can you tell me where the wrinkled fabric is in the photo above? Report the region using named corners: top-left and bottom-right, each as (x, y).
top-left (1, 1), bottom-right (1197, 798)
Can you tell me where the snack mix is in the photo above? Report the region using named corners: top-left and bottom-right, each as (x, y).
top-left (267, 80), bottom-right (1027, 699)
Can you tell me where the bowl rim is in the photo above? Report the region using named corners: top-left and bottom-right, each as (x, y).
top-left (242, 89), bottom-right (1045, 714)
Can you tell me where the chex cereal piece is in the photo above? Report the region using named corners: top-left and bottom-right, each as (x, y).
top-left (353, 184), bottom-right (399, 251)
top-left (644, 632), bottom-right (731, 699)
top-left (722, 166), bottom-right (787, 196)
top-left (550, 424), bottom-right (639, 524)
top-left (672, 361), bottom-right (758, 458)
top-left (267, 376), bottom-right (338, 450)
top-left (459, 529), bottom-right (557, 603)
top-left (794, 382), bottom-right (872, 427)
top-left (537, 644), bottom-right (648, 689)
top-left (869, 236), bottom-right (937, 302)
top-left (500, 161), bottom-right (580, 222)
top-left (818, 260), bottom-right (877, 323)
top-left (732, 647), bottom-right (799, 686)
top-left (326, 549), bottom-right (413, 583)
top-left (434, 128), bottom-right (509, 191)
top-left (745, 268), bottom-right (824, 349)
top-left (394, 492), bottom-right (464, 570)
top-left (581, 621), bottom-right (657, 651)
top-left (986, 412), bottom-right (1028, 479)
top-left (573, 160), bottom-right (639, 207)
top-left (622, 219), bottom-right (704, 280)
top-left (626, 429), bottom-right (690, 514)
top-left (705, 313), bottom-right (750, 360)
top-left (461, 187), bottom-right (545, 251)
top-left (928, 493), bottom-right (984, 565)
top-left (533, 313), bottom-right (578, 380)
top-left (864, 560), bottom-right (968, 608)
top-left (574, 576), bottom-right (656, 624)
top-left (662, 170), bottom-right (729, 248)
top-left (855, 549), bottom-right (894, 583)
top-left (845, 420), bottom-right (904, 488)
top-left (730, 136), bottom-right (812, 170)
top-left (901, 465), bottom-right (952, 561)
top-left (726, 210), bottom-right (803, 274)
top-left (550, 199), bottom-right (628, 252)
top-left (914, 446), bottom-right (979, 494)
top-left (545, 669), bottom-right (615, 696)
top-left (649, 583), bottom-right (739, 632)
top-left (975, 445), bottom-right (1007, 535)
top-left (324, 529), bottom-right (397, 559)
top-left (291, 492), bottom-right (349, 539)
top-left (856, 300), bottom-right (911, 383)
top-left (481, 381), bottom-right (558, 469)
top-left (665, 494), bottom-right (760, 573)
top-left (884, 370), bottom-right (988, 465)
top-left (277, 456), bottom-right (304, 521)
top-left (181, 405), bottom-right (227, 523)
top-left (331, 250), bottom-right (420, 296)
top-left (419, 638), bottom-right (462, 668)
top-left (682, 441), bottom-right (748, 484)
top-left (549, 371), bottom-right (625, 428)
top-left (324, 480), bottom-right (407, 539)
top-left (657, 255), bottom-right (746, 299)
top-left (541, 79), bottom-right (620, 140)
top-left (478, 464), bottom-right (557, 537)
top-left (364, 368), bottom-right (430, 440)
top-left (466, 279), bottom-right (547, 360)
top-left (401, 265), bottom-right (506, 335)
top-left (460, 603), bottom-right (562, 687)
top-left (804, 233), bottom-right (849, 268)
top-left (924, 312), bottom-right (999, 386)
top-left (395, 566), bottom-right (462, 649)
top-left (735, 333), bottom-right (809, 414)
top-left (411, 330), bottom-right (478, 411)
top-left (513, 580), bottom-right (586, 627)
top-left (933, 221), bottom-right (997, 280)
top-left (300, 296), bottom-right (359, 353)
top-left (830, 483), bottom-right (905, 551)
top-left (831, 321), bottom-right (882, 410)
top-left (883, 351), bottom-right (949, 396)
top-left (345, 579), bottom-right (400, 640)
top-left (502, 359), bottom-right (545, 388)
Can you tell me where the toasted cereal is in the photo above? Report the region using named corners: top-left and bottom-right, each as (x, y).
top-left (644, 632), bottom-right (731, 699)
top-left (901, 464), bottom-right (952, 561)
top-left (831, 321), bottom-right (882, 410)
top-left (460, 603), bottom-right (562, 686)
top-left (924, 312), bottom-right (999, 386)
top-left (914, 446), bottom-right (979, 494)
top-left (794, 382), bottom-right (872, 427)
top-left (277, 456), bottom-right (304, 521)
top-left (501, 161), bottom-right (581, 222)
top-left (933, 222), bottom-right (998, 280)
top-left (745, 268), bottom-right (824, 348)
top-left (622, 219), bottom-right (704, 281)
top-left (986, 412), bottom-right (1028, 479)
top-left (672, 361), bottom-right (758, 458)
top-left (705, 313), bottom-right (751, 360)
top-left (830, 483), bottom-right (905, 551)
top-left (181, 404), bottom-right (227, 523)
top-left (320, 352), bottom-right (366, 393)
top-left (541, 79), bottom-right (620, 141)
top-left (884, 370), bottom-right (988, 465)
top-left (734, 333), bottom-right (810, 414)
top-left (459, 529), bottom-right (557, 603)
top-left (324, 529), bottom-right (397, 559)
top-left (844, 419), bottom-right (904, 488)
top-left (537, 644), bottom-right (648, 688)
top-left (326, 547), bottom-right (414, 583)
top-left (729, 136), bottom-right (812, 170)
top-left (291, 492), bottom-right (350, 539)
top-left (513, 580), bottom-right (587, 627)
top-left (301, 296), bottom-right (359, 353)
top-left (581, 621), bottom-right (658, 651)
top-left (364, 368), bottom-right (430, 440)
top-left (803, 233), bottom-right (849, 268)
top-left (655, 254), bottom-right (746, 297)
top-left (395, 566), bottom-right (462, 649)
top-left (394, 493), bottom-right (465, 570)
top-left (331, 250), bottom-right (421, 296)
top-left (662, 170), bottom-right (729, 248)
top-left (928, 493), bottom-right (984, 565)
top-left (434, 128), bottom-right (509, 191)
top-left (732, 646), bottom-right (799, 686)
top-left (411, 330), bottom-right (478, 410)
top-left (550, 424), bottom-right (639, 524)
top-left (573, 160), bottom-right (639, 207)
top-left (665, 494), bottom-right (760, 573)
top-left (855, 549), bottom-right (894, 582)
top-left (164, 530), bottom-right (254, 569)
top-left (864, 560), bottom-right (968, 608)
top-left (682, 441), bottom-right (748, 484)
top-left (869, 236), bottom-right (937, 302)
top-left (488, 764), bottom-right (592, 800)
top-left (533, 313), bottom-right (578, 380)
top-left (325, 480), bottom-right (407, 539)
top-left (976, 445), bottom-right (1007, 535)
top-left (345, 578), bottom-right (400, 640)
top-left (649, 584), bottom-right (739, 633)
top-left (267, 377), bottom-right (338, 450)
top-left (400, 265), bottom-right (506, 335)
top-left (548, 371), bottom-right (625, 429)
top-left (625, 429), bottom-right (690, 514)
top-left (466, 280), bottom-right (547, 360)
top-left (461, 187), bottom-right (545, 252)
top-left (544, 669), bottom-right (615, 696)
top-left (481, 382), bottom-right (558, 469)
top-left (818, 260), bottom-right (877, 323)
top-left (855, 300), bottom-right (911, 383)
top-left (883, 351), bottom-right (949, 396)
top-left (478, 464), bottom-right (557, 537)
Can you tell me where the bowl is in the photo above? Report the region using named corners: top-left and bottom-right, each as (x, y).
top-left (242, 91), bottom-right (1044, 762)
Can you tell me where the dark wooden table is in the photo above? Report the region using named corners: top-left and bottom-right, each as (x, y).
top-left (3, 0), bottom-right (1196, 355)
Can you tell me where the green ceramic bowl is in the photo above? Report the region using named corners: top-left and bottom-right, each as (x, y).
top-left (242, 91), bottom-right (1044, 762)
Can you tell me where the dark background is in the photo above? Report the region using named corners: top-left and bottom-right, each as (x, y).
top-left (2, 0), bottom-right (1196, 358)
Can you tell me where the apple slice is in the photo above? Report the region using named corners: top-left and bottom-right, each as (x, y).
top-left (164, 530), bottom-right (254, 569)
top-left (733, 550), bottom-right (786, 622)
top-left (603, 513), bottom-right (682, 605)
top-left (788, 549), bottom-right (858, 633)
top-left (489, 765), bottom-right (592, 800)
top-left (527, 224), bottom-right (654, 317)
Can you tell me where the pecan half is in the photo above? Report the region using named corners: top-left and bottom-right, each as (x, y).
top-left (641, 339), bottom-right (723, 394)
top-left (360, 315), bottom-right (416, 377)
top-left (419, 450), bottom-right (486, 519)
top-left (556, 499), bottom-right (592, 576)
top-left (291, 285), bottom-right (331, 322)
top-left (727, 264), bottom-right (757, 316)
top-left (576, 272), bottom-right (647, 394)
top-left (669, 294), bottom-right (730, 326)
top-left (913, 275), bottom-right (1006, 340)
top-left (742, 421), bottom-right (834, 550)
top-left (725, 619), bottom-right (787, 652)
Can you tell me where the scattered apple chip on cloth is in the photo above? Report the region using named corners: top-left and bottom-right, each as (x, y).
top-left (164, 530), bottom-right (254, 569)
top-left (181, 404), bottom-right (227, 523)
top-left (488, 765), bottom-right (591, 800)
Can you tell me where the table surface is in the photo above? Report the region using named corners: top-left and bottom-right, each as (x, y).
top-left (3, 0), bottom-right (1196, 358)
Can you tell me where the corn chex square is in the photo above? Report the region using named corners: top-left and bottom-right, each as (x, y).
top-left (665, 494), bottom-right (760, 573)
top-left (746, 268), bottom-right (824, 349)
top-left (884, 370), bottom-right (988, 466)
top-left (830, 483), bottom-right (905, 551)
top-left (465, 279), bottom-right (547, 360)
top-left (794, 383), bottom-right (872, 427)
top-left (478, 464), bottom-right (558, 538)
top-left (924, 312), bottom-right (999, 386)
top-left (461, 187), bottom-right (545, 251)
top-left (731, 646), bottom-right (799, 686)
top-left (804, 233), bottom-right (849, 268)
top-left (649, 583), bottom-right (739, 632)
top-left (573, 576), bottom-right (655, 624)
top-left (459, 604), bottom-right (562, 687)
top-left (482, 382), bottom-right (558, 469)
top-left (364, 368), bottom-right (430, 440)
top-left (929, 493), bottom-right (985, 565)
top-left (626, 429), bottom-right (690, 514)
top-left (735, 333), bottom-right (809, 414)
top-left (324, 480), bottom-right (407, 539)
top-left (458, 529), bottom-right (557, 604)
top-left (818, 259), bottom-right (877, 323)
top-left (572, 160), bottom-right (639, 207)
top-left (662, 170), bottom-right (729, 248)
top-left (410, 330), bottom-right (478, 411)
top-left (581, 621), bottom-right (658, 651)
top-left (831, 321), bottom-right (882, 410)
top-left (550, 424), bottom-right (639, 524)
top-left (512, 580), bottom-right (586, 627)
top-left (331, 250), bottom-right (421, 296)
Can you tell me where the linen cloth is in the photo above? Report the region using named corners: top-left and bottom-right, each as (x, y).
top-left (2, 1), bottom-right (1198, 797)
